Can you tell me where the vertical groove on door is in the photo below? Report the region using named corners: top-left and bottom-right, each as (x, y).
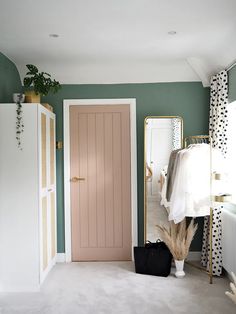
top-left (96, 113), bottom-right (106, 247)
top-left (51, 192), bottom-right (56, 258)
top-left (104, 113), bottom-right (114, 247)
top-left (103, 113), bottom-right (107, 247)
top-left (42, 196), bottom-right (48, 270)
top-left (41, 113), bottom-right (47, 188)
top-left (121, 110), bottom-right (131, 254)
top-left (95, 115), bottom-right (98, 247)
top-left (112, 114), bottom-right (115, 246)
top-left (113, 113), bottom-right (123, 247)
top-left (50, 118), bottom-right (55, 185)
top-left (88, 114), bottom-right (97, 247)
top-left (79, 114), bottom-right (89, 248)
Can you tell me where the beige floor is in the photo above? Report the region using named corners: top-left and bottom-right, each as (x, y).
top-left (146, 198), bottom-right (169, 242)
top-left (0, 262), bottom-right (235, 314)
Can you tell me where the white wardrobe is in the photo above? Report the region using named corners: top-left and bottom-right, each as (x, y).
top-left (0, 103), bottom-right (57, 292)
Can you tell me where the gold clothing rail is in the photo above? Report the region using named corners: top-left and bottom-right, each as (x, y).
top-left (184, 135), bottom-right (210, 148)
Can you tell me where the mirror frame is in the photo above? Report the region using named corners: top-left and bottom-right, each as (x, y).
top-left (143, 116), bottom-right (183, 243)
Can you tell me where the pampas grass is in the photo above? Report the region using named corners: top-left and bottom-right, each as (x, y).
top-left (156, 218), bottom-right (198, 261)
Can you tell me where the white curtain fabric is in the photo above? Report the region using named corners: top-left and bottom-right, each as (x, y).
top-left (201, 70), bottom-right (228, 276)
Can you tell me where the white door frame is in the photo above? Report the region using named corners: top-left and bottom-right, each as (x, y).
top-left (63, 99), bottom-right (138, 262)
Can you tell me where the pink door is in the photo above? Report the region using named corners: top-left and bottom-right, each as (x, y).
top-left (70, 105), bottom-right (132, 261)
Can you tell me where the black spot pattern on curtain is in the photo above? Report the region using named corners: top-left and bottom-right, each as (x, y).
top-left (201, 70), bottom-right (228, 276)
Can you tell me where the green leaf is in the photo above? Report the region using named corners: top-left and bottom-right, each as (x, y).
top-left (42, 72), bottom-right (51, 77)
top-left (23, 77), bottom-right (33, 87)
top-left (26, 64), bottom-right (38, 74)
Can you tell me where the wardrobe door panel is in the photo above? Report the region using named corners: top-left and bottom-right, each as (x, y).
top-left (41, 113), bottom-right (47, 189)
top-left (39, 108), bottom-right (56, 282)
top-left (50, 118), bottom-right (55, 186)
top-left (42, 196), bottom-right (48, 271)
top-left (50, 191), bottom-right (56, 259)
top-left (48, 114), bottom-right (56, 262)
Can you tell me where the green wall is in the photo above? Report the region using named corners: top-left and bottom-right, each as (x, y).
top-left (2, 50), bottom-right (235, 254)
top-left (0, 52), bottom-right (22, 102)
top-left (43, 82), bottom-right (210, 252)
top-left (229, 66), bottom-right (236, 102)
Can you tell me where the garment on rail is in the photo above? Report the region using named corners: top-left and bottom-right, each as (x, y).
top-left (166, 144), bottom-right (225, 223)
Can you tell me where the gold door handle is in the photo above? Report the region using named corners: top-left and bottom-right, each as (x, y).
top-left (70, 176), bottom-right (85, 182)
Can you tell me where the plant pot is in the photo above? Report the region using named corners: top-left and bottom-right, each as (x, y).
top-left (25, 90), bottom-right (40, 103)
top-left (174, 260), bottom-right (185, 278)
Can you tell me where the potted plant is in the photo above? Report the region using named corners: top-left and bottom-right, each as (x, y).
top-left (23, 64), bottom-right (61, 103)
top-left (157, 218), bottom-right (198, 278)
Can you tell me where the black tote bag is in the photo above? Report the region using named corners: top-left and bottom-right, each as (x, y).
top-left (133, 241), bottom-right (172, 277)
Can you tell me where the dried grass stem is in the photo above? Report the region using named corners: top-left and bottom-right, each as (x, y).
top-left (156, 218), bottom-right (198, 261)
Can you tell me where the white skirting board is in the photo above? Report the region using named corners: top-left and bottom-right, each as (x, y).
top-left (187, 251), bottom-right (201, 261)
top-left (57, 253), bottom-right (66, 263)
top-left (56, 252), bottom-right (201, 263)
top-left (222, 207), bottom-right (236, 275)
top-left (224, 268), bottom-right (235, 282)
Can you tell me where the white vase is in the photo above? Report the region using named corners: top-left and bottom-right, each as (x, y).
top-left (174, 259), bottom-right (185, 278)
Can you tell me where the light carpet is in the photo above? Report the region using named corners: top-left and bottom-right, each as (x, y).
top-left (0, 262), bottom-right (235, 314)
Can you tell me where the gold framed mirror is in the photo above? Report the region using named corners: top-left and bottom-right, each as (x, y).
top-left (144, 116), bottom-right (183, 243)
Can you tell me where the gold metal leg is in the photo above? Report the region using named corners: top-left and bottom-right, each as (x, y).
top-left (209, 207), bottom-right (213, 284)
top-left (209, 136), bottom-right (213, 284)
top-left (185, 260), bottom-right (208, 273)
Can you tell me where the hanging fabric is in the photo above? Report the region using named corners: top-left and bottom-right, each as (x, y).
top-left (171, 118), bottom-right (181, 150)
top-left (167, 144), bottom-right (225, 224)
top-left (209, 71), bottom-right (228, 156)
top-left (201, 70), bottom-right (229, 276)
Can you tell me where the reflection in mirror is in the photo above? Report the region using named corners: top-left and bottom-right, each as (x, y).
top-left (144, 116), bottom-right (183, 242)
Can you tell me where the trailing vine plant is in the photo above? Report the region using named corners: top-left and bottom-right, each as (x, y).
top-left (16, 101), bottom-right (24, 150)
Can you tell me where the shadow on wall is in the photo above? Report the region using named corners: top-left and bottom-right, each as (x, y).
top-left (0, 52), bottom-right (22, 102)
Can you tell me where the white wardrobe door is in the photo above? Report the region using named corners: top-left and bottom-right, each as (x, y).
top-left (39, 109), bottom-right (56, 282)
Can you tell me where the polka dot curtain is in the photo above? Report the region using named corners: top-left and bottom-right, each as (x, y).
top-left (171, 118), bottom-right (182, 150)
top-left (209, 70), bottom-right (228, 157)
top-left (201, 70), bottom-right (228, 276)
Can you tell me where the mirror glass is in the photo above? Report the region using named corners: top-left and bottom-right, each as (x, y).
top-left (144, 116), bottom-right (183, 242)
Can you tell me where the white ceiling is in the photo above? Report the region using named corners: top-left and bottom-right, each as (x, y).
top-left (0, 0), bottom-right (236, 85)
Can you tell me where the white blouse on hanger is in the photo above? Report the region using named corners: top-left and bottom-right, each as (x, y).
top-left (168, 144), bottom-right (225, 223)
